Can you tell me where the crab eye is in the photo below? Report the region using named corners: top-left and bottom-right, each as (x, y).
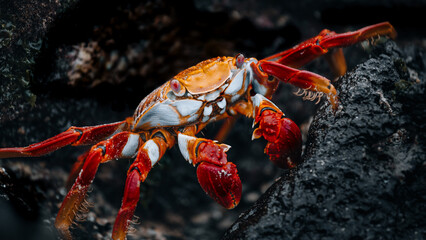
top-left (170, 79), bottom-right (185, 96)
top-left (236, 53), bottom-right (245, 68)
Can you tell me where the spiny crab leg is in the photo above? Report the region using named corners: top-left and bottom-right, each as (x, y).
top-left (178, 133), bottom-right (241, 209)
top-left (0, 121), bottom-right (127, 158)
top-left (263, 22), bottom-right (396, 70)
top-left (257, 60), bottom-right (338, 110)
top-left (320, 22), bottom-right (397, 49)
top-left (0, 129), bottom-right (81, 158)
top-left (56, 147), bottom-right (103, 240)
top-left (112, 132), bottom-right (171, 240)
top-left (55, 131), bottom-right (141, 240)
top-left (113, 167), bottom-right (141, 240)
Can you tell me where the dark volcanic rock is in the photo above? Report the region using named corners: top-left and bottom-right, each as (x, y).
top-left (222, 40), bottom-right (426, 240)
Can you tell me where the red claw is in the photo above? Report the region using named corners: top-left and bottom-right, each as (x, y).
top-left (265, 117), bottom-right (302, 168)
top-left (254, 110), bottom-right (302, 168)
top-left (196, 162), bottom-right (242, 209)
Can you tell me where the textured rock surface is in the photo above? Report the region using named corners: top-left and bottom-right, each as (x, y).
top-left (222, 40), bottom-right (426, 239)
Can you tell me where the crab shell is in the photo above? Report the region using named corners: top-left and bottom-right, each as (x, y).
top-left (175, 56), bottom-right (236, 94)
top-left (132, 56), bottom-right (257, 130)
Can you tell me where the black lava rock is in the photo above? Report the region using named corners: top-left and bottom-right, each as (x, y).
top-left (222, 40), bottom-right (426, 240)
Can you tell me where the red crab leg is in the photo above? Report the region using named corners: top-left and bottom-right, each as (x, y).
top-left (65, 150), bottom-right (90, 190)
top-left (178, 133), bottom-right (242, 209)
top-left (263, 22), bottom-right (396, 69)
top-left (55, 132), bottom-right (141, 240)
top-left (112, 131), bottom-right (172, 240)
top-left (0, 120), bottom-right (128, 158)
top-left (255, 60), bottom-right (338, 109)
top-left (251, 94), bottom-right (302, 168)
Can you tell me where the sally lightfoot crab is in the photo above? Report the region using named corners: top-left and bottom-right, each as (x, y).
top-left (0, 22), bottom-right (396, 240)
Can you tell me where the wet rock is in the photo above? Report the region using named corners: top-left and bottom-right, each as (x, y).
top-left (222, 40), bottom-right (426, 240)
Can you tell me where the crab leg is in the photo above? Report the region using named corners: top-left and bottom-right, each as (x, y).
top-left (178, 133), bottom-right (241, 209)
top-left (324, 48), bottom-right (347, 77)
top-left (112, 130), bottom-right (172, 240)
top-left (112, 166), bottom-right (141, 240)
top-left (0, 120), bottom-right (128, 158)
top-left (256, 60), bottom-right (338, 109)
top-left (55, 131), bottom-right (141, 240)
top-left (263, 22), bottom-right (396, 69)
top-left (65, 150), bottom-right (90, 190)
top-left (250, 94), bottom-right (302, 168)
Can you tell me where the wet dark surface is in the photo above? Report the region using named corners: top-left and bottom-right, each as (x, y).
top-left (0, 0), bottom-right (425, 239)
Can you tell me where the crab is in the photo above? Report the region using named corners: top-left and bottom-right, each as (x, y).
top-left (0, 22), bottom-right (396, 240)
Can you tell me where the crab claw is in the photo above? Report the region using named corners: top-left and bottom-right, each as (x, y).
top-left (197, 162), bottom-right (242, 209)
top-left (254, 110), bottom-right (302, 168)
